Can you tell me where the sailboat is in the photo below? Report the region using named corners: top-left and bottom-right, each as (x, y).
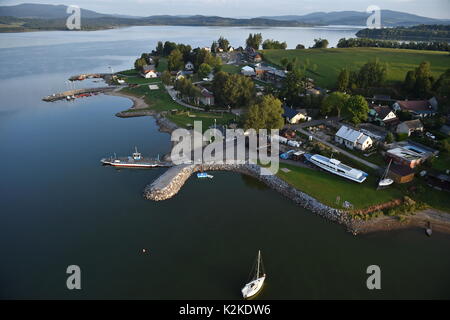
top-left (378, 159), bottom-right (394, 188)
top-left (241, 250), bottom-right (266, 299)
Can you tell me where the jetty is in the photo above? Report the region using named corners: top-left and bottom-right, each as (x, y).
top-left (42, 86), bottom-right (116, 102)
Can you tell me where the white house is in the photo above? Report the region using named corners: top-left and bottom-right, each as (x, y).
top-left (198, 86), bottom-right (215, 106)
top-left (282, 106), bottom-right (311, 124)
top-left (335, 125), bottom-right (373, 151)
top-left (185, 61), bottom-right (195, 71)
top-left (241, 66), bottom-right (256, 77)
top-left (142, 65), bottom-right (158, 78)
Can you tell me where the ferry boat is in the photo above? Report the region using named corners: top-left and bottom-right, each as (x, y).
top-left (101, 147), bottom-right (169, 168)
top-left (241, 250), bottom-right (266, 299)
top-left (305, 154), bottom-right (368, 183)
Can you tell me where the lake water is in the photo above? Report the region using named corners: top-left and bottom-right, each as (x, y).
top-left (1, 26), bottom-right (450, 299)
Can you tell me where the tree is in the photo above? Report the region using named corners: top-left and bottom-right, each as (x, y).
top-left (312, 38), bottom-right (329, 48)
top-left (155, 41), bottom-right (164, 55)
top-left (211, 41), bottom-right (218, 53)
top-left (321, 91), bottom-right (349, 117)
top-left (296, 44), bottom-right (305, 49)
top-left (385, 132), bottom-right (395, 144)
top-left (198, 63), bottom-right (212, 79)
top-left (212, 72), bottom-right (255, 108)
top-left (246, 33), bottom-right (263, 50)
top-left (404, 70), bottom-right (416, 92)
top-left (414, 61), bottom-right (434, 98)
top-left (218, 36), bottom-right (230, 52)
top-left (337, 69), bottom-right (350, 92)
top-left (163, 41), bottom-right (177, 56)
top-left (344, 95), bottom-right (369, 124)
top-left (167, 49), bottom-right (184, 71)
top-left (134, 57), bottom-right (147, 71)
top-left (280, 58), bottom-right (289, 70)
top-left (356, 59), bottom-right (387, 88)
top-left (161, 70), bottom-right (172, 85)
top-left (244, 95), bottom-right (284, 130)
top-left (262, 39), bottom-right (287, 49)
top-left (281, 69), bottom-right (304, 107)
top-left (434, 68), bottom-right (450, 97)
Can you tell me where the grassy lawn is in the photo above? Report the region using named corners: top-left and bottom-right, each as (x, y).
top-left (276, 163), bottom-right (404, 209)
top-left (262, 47), bottom-right (450, 88)
top-left (123, 76), bottom-right (161, 85)
top-left (120, 85), bottom-right (181, 112)
top-left (221, 64), bottom-right (241, 74)
top-left (167, 111), bottom-right (237, 131)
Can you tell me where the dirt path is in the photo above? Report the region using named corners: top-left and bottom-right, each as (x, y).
top-left (106, 90), bottom-right (148, 110)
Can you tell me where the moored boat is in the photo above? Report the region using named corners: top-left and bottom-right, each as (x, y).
top-left (242, 250), bottom-right (266, 299)
top-left (101, 147), bottom-right (170, 168)
top-left (305, 153), bottom-right (368, 183)
top-left (378, 159), bottom-right (394, 188)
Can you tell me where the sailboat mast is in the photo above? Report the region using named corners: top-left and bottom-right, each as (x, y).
top-left (256, 250), bottom-right (261, 278)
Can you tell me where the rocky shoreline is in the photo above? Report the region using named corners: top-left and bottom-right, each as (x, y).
top-left (112, 89), bottom-right (450, 236)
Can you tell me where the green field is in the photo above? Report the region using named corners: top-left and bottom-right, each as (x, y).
top-left (262, 47), bottom-right (450, 88)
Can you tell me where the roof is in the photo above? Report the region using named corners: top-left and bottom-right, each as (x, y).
top-left (283, 105), bottom-right (299, 119)
top-left (357, 135), bottom-right (372, 146)
top-left (143, 65), bottom-right (156, 72)
top-left (372, 105), bottom-right (395, 120)
top-left (241, 66), bottom-right (255, 72)
top-left (395, 100), bottom-right (431, 112)
top-left (387, 147), bottom-right (423, 161)
top-left (335, 126), bottom-right (363, 143)
top-left (198, 86), bottom-right (214, 98)
top-left (400, 119), bottom-right (423, 130)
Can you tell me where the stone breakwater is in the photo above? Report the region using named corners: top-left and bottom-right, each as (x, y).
top-left (143, 163), bottom-right (349, 227)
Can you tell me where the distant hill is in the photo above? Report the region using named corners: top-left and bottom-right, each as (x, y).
top-left (0, 3), bottom-right (107, 19)
top-left (260, 10), bottom-right (450, 27)
top-left (0, 3), bottom-right (449, 33)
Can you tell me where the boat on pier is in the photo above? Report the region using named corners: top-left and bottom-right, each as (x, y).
top-left (305, 153), bottom-right (368, 183)
top-left (101, 147), bottom-right (172, 168)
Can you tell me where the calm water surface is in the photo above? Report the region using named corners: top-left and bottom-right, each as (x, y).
top-left (0, 26), bottom-right (449, 299)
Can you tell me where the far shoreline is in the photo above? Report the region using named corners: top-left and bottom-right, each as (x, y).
top-left (108, 89), bottom-right (450, 236)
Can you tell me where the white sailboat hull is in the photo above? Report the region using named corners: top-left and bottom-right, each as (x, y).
top-left (241, 276), bottom-right (265, 299)
top-left (378, 178), bottom-right (394, 187)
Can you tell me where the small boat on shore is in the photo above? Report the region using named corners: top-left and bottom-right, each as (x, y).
top-left (242, 250), bottom-right (266, 299)
top-left (305, 153), bottom-right (368, 183)
top-left (426, 222), bottom-right (433, 237)
top-left (101, 147), bottom-right (170, 168)
top-left (378, 159), bottom-right (394, 188)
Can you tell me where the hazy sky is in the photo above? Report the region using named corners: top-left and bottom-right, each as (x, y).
top-left (2, 0), bottom-right (450, 19)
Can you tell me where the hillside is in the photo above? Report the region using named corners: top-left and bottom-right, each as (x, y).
top-left (262, 47), bottom-right (450, 88)
top-left (260, 10), bottom-right (450, 27)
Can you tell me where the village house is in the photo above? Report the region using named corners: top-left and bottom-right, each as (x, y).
top-left (369, 105), bottom-right (398, 126)
top-left (141, 65), bottom-right (158, 78)
top-left (185, 61), bottom-right (194, 71)
top-left (335, 125), bottom-right (373, 151)
top-left (197, 86), bottom-right (215, 106)
top-left (393, 97), bottom-right (438, 117)
top-left (241, 66), bottom-right (256, 77)
top-left (386, 142), bottom-right (435, 169)
top-left (396, 119), bottom-right (424, 137)
top-left (282, 106), bottom-right (310, 124)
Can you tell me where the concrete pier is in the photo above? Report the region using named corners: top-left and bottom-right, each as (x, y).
top-left (42, 86), bottom-right (116, 102)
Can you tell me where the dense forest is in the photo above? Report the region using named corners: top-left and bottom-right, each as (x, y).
top-left (337, 37), bottom-right (449, 51)
top-left (356, 24), bottom-right (450, 41)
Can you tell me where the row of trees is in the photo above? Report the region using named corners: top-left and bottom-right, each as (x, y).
top-left (246, 33), bottom-right (263, 50)
top-left (320, 92), bottom-right (369, 124)
top-left (355, 25), bottom-right (450, 42)
top-left (262, 39), bottom-right (287, 50)
top-left (337, 37), bottom-right (450, 52)
top-left (336, 59), bottom-right (387, 91)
